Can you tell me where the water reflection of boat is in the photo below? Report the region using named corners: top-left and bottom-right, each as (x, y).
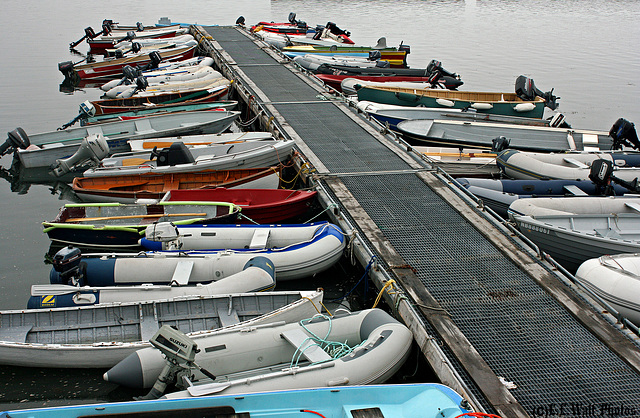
top-left (0, 160), bottom-right (80, 201)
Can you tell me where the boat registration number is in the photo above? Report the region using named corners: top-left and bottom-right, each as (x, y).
top-left (520, 222), bottom-right (549, 235)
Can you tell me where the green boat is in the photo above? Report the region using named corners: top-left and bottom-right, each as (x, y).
top-left (356, 85), bottom-right (549, 119)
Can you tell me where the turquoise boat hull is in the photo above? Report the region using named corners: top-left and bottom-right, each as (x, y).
top-left (0, 383), bottom-right (471, 417)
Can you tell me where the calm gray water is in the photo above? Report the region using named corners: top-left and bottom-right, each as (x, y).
top-left (0, 0), bottom-right (638, 409)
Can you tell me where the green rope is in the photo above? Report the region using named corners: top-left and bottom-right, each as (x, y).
top-left (289, 314), bottom-right (364, 368)
top-left (304, 203), bottom-right (338, 223)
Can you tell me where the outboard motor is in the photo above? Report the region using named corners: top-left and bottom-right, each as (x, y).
top-left (58, 100), bottom-right (97, 130)
top-left (69, 26), bottom-right (97, 49)
top-left (58, 60), bottom-right (76, 78)
top-left (427, 71), bottom-right (443, 88)
top-left (491, 136), bottom-right (511, 153)
top-left (145, 222), bottom-right (180, 243)
top-left (426, 59), bottom-right (460, 80)
top-left (235, 16), bottom-right (246, 26)
top-left (609, 118), bottom-right (639, 150)
top-left (150, 143), bottom-right (195, 167)
top-left (50, 246), bottom-right (87, 286)
top-left (325, 22), bottom-right (350, 38)
top-left (0, 127), bottom-right (30, 156)
top-left (130, 42), bottom-right (142, 54)
top-left (515, 75), bottom-right (559, 110)
top-left (368, 50), bottom-right (382, 61)
top-left (136, 22), bottom-right (144, 31)
top-left (375, 60), bottom-right (391, 68)
top-left (589, 158), bottom-right (640, 195)
top-left (102, 19), bottom-right (115, 34)
top-left (135, 325), bottom-right (216, 400)
top-left (50, 133), bottom-right (110, 177)
top-left (123, 64), bottom-right (142, 81)
top-left (142, 222), bottom-right (182, 250)
top-left (398, 42), bottom-right (411, 55)
top-left (99, 65), bottom-right (141, 92)
top-left (137, 51), bottom-right (162, 72)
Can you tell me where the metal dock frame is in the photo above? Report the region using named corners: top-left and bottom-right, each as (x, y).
top-left (193, 25), bottom-right (640, 418)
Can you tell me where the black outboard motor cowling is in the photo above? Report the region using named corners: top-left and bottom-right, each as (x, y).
top-left (589, 158), bottom-right (640, 195)
top-left (147, 51), bottom-right (162, 69)
top-left (325, 22), bottom-right (350, 37)
top-left (122, 64), bottom-right (141, 81)
top-left (515, 75), bottom-right (559, 110)
top-left (609, 118), bottom-right (639, 150)
top-left (51, 246), bottom-right (87, 286)
top-left (398, 43), bottom-right (411, 55)
top-left (491, 136), bottom-right (511, 153)
top-left (135, 75), bottom-right (149, 92)
top-left (368, 50), bottom-right (382, 61)
top-left (0, 127), bottom-right (30, 156)
top-left (426, 59), bottom-right (460, 80)
top-left (151, 143), bottom-right (195, 166)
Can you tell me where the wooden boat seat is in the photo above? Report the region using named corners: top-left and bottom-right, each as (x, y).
top-left (249, 228), bottom-right (270, 249)
top-left (280, 328), bottom-right (332, 363)
top-left (121, 158), bottom-right (151, 166)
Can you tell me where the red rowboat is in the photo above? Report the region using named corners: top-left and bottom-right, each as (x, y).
top-left (162, 188), bottom-right (318, 224)
top-left (72, 166), bottom-right (284, 203)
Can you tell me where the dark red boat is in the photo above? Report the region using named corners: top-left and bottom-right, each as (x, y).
top-left (162, 188), bottom-right (318, 224)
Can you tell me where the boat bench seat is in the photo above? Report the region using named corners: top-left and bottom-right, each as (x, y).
top-left (281, 328), bottom-right (332, 363)
top-left (625, 202), bottom-right (640, 213)
top-left (171, 260), bottom-right (194, 285)
top-left (249, 228), bottom-right (270, 249)
top-left (134, 119), bottom-right (157, 135)
top-left (217, 307), bottom-right (240, 327)
top-left (0, 325), bottom-right (32, 343)
top-left (562, 185), bottom-right (589, 196)
top-left (594, 228), bottom-right (624, 239)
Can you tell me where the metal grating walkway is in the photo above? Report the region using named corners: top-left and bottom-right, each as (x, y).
top-left (204, 26), bottom-right (640, 414)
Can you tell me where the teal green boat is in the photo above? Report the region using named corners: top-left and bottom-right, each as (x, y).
top-left (356, 85), bottom-right (550, 119)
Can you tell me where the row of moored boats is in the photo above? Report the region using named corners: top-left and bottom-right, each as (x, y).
top-left (0, 15), bottom-right (478, 418)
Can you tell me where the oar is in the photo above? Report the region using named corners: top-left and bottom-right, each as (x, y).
top-left (66, 212), bottom-right (208, 222)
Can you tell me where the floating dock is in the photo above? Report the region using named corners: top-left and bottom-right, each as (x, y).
top-left (194, 25), bottom-right (640, 417)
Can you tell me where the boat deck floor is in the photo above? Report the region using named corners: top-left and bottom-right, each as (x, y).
top-left (201, 26), bottom-right (640, 416)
